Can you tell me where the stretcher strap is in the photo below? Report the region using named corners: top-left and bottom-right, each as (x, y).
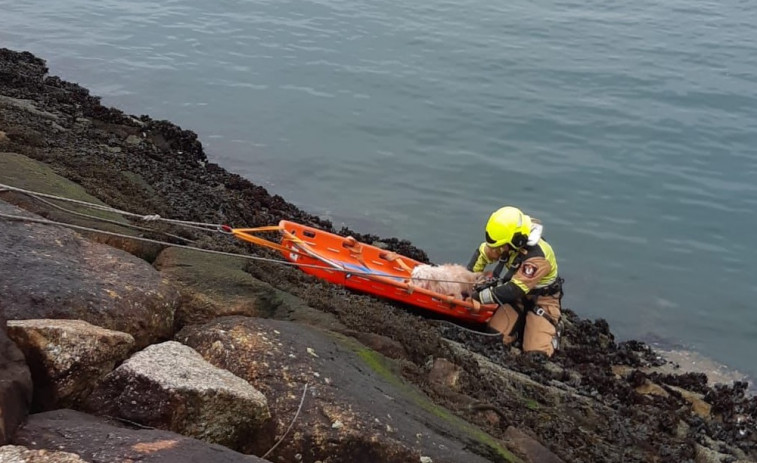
top-left (380, 251), bottom-right (414, 274)
top-left (231, 226), bottom-right (292, 254)
top-left (342, 236), bottom-right (369, 268)
top-left (284, 233), bottom-right (346, 271)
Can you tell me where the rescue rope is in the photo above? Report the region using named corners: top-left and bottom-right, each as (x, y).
top-left (0, 182), bottom-right (223, 232)
top-left (0, 211), bottom-right (472, 288)
top-left (6, 187), bottom-right (193, 243)
top-left (1, 184), bottom-right (502, 338)
top-left (0, 183), bottom-right (483, 287)
top-left (436, 319), bottom-right (504, 337)
top-left (0, 211), bottom-right (359, 273)
top-left (261, 382), bottom-right (308, 460)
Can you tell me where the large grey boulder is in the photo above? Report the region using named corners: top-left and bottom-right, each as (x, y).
top-left (177, 316), bottom-right (515, 463)
top-left (11, 409), bottom-right (269, 463)
top-left (0, 200), bottom-right (180, 348)
top-left (154, 247), bottom-right (280, 329)
top-left (85, 341), bottom-right (270, 451)
top-left (7, 319), bottom-right (134, 410)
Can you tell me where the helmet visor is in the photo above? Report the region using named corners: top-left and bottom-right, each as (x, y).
top-left (485, 230), bottom-right (527, 249)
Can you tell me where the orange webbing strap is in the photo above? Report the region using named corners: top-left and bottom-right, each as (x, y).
top-left (231, 225), bottom-right (292, 254)
top-left (232, 225), bottom-right (344, 271)
top-left (342, 236), bottom-right (369, 268)
top-left (279, 228), bottom-right (346, 271)
top-left (381, 251), bottom-right (414, 274)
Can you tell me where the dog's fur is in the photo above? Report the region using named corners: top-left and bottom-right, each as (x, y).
top-left (410, 264), bottom-right (484, 300)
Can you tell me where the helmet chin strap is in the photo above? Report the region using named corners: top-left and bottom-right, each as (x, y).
top-left (527, 223), bottom-right (543, 246)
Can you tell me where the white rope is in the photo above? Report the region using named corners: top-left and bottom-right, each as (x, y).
top-left (1, 210), bottom-right (483, 287)
top-left (261, 383), bottom-right (308, 460)
top-left (0, 211), bottom-right (396, 277)
top-left (0, 182), bottom-right (480, 286)
top-left (0, 182), bottom-right (221, 231)
top-left (0, 212), bottom-right (479, 286)
top-left (2, 202), bottom-right (499, 334)
top-left (7, 188), bottom-right (192, 243)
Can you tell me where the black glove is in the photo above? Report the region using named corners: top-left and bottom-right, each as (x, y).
top-left (473, 277), bottom-right (496, 293)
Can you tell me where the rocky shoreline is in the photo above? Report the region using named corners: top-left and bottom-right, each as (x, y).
top-left (1, 48), bottom-right (755, 462)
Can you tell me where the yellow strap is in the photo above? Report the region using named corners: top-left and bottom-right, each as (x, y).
top-left (231, 226), bottom-right (291, 254)
top-left (233, 225), bottom-right (283, 234)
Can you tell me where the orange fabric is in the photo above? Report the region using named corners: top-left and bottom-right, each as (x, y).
top-left (343, 236), bottom-right (368, 267)
top-left (488, 295), bottom-right (561, 356)
top-left (488, 304), bottom-right (521, 345)
top-left (382, 251), bottom-right (414, 274)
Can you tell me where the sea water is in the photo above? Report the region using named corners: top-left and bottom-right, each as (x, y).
top-left (2, 0), bottom-right (756, 383)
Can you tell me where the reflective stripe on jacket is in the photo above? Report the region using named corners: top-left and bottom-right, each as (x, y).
top-left (468, 239), bottom-right (558, 305)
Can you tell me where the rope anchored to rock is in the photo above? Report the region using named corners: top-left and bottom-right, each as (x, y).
top-left (0, 182), bottom-right (224, 233)
top-left (0, 182), bottom-right (483, 287)
top-left (0, 182), bottom-right (500, 335)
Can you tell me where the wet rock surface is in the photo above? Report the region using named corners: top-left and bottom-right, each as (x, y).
top-left (178, 316), bottom-right (506, 463)
top-left (0, 201), bottom-right (180, 348)
top-left (1, 48), bottom-right (756, 462)
top-left (153, 247), bottom-right (281, 330)
top-left (12, 409), bottom-right (267, 463)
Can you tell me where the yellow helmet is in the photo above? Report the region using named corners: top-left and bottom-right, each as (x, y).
top-left (485, 206), bottom-right (532, 249)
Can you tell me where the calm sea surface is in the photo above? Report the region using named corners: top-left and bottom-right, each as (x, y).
top-left (3, 0), bottom-right (756, 382)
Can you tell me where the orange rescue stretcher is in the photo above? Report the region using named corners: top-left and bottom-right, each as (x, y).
top-left (229, 220), bottom-right (497, 323)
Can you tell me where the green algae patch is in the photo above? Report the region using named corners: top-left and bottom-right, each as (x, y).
top-left (354, 345), bottom-right (405, 388)
top-left (0, 152), bottom-right (166, 261)
top-left (121, 170), bottom-right (158, 197)
top-left (156, 246), bottom-right (254, 294)
top-left (337, 334), bottom-right (520, 463)
top-left (525, 399), bottom-right (540, 411)
top-left (155, 247), bottom-right (282, 326)
top-left (0, 152), bottom-right (127, 223)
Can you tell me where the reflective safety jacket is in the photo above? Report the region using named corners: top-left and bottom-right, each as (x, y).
top-left (466, 239), bottom-right (559, 306)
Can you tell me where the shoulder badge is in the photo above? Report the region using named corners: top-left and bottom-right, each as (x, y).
top-left (522, 263), bottom-right (537, 277)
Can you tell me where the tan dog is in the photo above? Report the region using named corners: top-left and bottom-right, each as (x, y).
top-left (410, 264), bottom-right (484, 300)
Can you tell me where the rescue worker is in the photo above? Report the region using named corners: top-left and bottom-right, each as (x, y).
top-left (466, 206), bottom-right (563, 357)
